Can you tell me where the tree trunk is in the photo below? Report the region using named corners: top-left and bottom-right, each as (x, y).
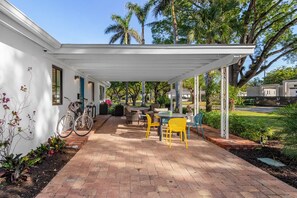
top-left (205, 72), bottom-right (213, 112)
top-left (154, 87), bottom-right (158, 103)
top-left (230, 99), bottom-right (235, 111)
top-left (125, 82), bottom-right (129, 105)
top-left (142, 23), bottom-right (145, 45)
top-left (132, 96), bottom-right (136, 106)
top-left (170, 0), bottom-right (180, 111)
top-left (171, 0), bottom-right (178, 44)
top-left (191, 91), bottom-right (194, 104)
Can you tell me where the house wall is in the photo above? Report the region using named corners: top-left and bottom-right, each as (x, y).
top-left (247, 87), bottom-right (260, 96)
top-left (283, 81), bottom-right (297, 96)
top-left (0, 23), bottom-right (103, 155)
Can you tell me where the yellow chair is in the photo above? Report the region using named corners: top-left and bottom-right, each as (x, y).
top-left (166, 118), bottom-right (188, 149)
top-left (145, 114), bottom-right (160, 138)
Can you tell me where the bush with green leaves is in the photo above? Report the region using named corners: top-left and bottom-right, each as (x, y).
top-left (0, 136), bottom-right (66, 184)
top-left (203, 111), bottom-right (221, 129)
top-left (157, 95), bottom-right (170, 107)
top-left (114, 104), bottom-right (124, 116)
top-left (0, 154), bottom-right (29, 183)
top-left (203, 111), bottom-right (269, 142)
top-left (48, 136), bottom-right (66, 154)
top-left (277, 103), bottom-right (297, 159)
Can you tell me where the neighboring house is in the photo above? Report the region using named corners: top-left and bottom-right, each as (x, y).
top-left (167, 89), bottom-right (206, 100)
top-left (0, 2), bottom-right (110, 155)
top-left (238, 91), bottom-right (247, 97)
top-left (247, 80), bottom-right (297, 97)
top-left (168, 89), bottom-right (192, 99)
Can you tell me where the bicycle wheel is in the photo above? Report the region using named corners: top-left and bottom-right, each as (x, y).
top-left (74, 115), bottom-right (93, 136)
top-left (56, 114), bottom-right (74, 138)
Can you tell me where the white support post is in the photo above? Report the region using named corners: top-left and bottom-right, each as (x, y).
top-left (194, 76), bottom-right (197, 115)
top-left (220, 66), bottom-right (229, 139)
top-left (141, 81), bottom-right (145, 106)
top-left (194, 76), bottom-right (200, 115)
top-left (179, 81), bottom-right (183, 114)
top-left (170, 84), bottom-right (173, 111)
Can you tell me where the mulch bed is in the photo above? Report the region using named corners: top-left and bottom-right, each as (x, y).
top-left (230, 146), bottom-right (297, 189)
top-left (0, 148), bottom-right (77, 198)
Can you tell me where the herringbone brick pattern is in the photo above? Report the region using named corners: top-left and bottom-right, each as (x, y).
top-left (37, 116), bottom-right (297, 198)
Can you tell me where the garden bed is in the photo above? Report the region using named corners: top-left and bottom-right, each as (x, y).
top-left (230, 146), bottom-right (297, 189)
top-left (0, 148), bottom-right (77, 198)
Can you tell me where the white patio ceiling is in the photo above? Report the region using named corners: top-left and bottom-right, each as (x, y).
top-left (51, 44), bottom-right (255, 83)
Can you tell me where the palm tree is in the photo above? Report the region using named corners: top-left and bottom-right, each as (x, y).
top-left (105, 12), bottom-right (142, 104)
top-left (151, 0), bottom-right (180, 111)
top-left (126, 2), bottom-right (152, 45)
top-left (105, 12), bottom-right (141, 44)
top-left (151, 0), bottom-right (178, 44)
top-left (187, 0), bottom-right (237, 112)
top-left (126, 2), bottom-right (152, 106)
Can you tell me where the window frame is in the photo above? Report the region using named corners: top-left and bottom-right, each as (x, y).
top-left (52, 65), bottom-right (63, 105)
top-left (100, 85), bottom-right (105, 100)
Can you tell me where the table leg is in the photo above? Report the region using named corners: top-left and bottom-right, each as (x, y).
top-left (158, 118), bottom-right (163, 141)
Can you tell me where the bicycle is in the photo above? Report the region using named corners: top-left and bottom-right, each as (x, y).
top-left (56, 97), bottom-right (93, 138)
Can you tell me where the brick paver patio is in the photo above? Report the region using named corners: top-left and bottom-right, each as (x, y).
top-left (37, 116), bottom-right (297, 198)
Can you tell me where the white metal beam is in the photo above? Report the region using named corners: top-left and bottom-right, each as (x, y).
top-left (168, 55), bottom-right (238, 84)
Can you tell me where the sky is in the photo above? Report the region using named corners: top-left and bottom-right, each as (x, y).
top-left (8, 0), bottom-right (154, 44)
top-left (7, 0), bottom-right (296, 79)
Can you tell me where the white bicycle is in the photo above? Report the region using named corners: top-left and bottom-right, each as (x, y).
top-left (56, 97), bottom-right (93, 138)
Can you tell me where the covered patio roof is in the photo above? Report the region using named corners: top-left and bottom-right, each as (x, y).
top-left (51, 44), bottom-right (254, 83)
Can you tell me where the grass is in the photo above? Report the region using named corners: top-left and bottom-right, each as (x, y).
top-left (114, 99), bottom-right (284, 133)
top-left (231, 110), bottom-right (284, 136)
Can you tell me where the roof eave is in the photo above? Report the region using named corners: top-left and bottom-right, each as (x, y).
top-left (0, 0), bottom-right (61, 51)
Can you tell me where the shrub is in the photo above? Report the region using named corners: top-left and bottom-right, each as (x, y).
top-left (203, 111), bottom-right (269, 142)
top-left (108, 105), bottom-right (115, 115)
top-left (114, 104), bottom-right (124, 116)
top-left (203, 111), bottom-right (221, 129)
top-left (277, 103), bottom-right (297, 159)
top-left (157, 96), bottom-right (170, 107)
top-left (0, 154), bottom-right (28, 183)
top-left (48, 136), bottom-right (65, 154)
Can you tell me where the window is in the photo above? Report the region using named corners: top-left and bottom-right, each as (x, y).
top-left (89, 81), bottom-right (95, 101)
top-left (100, 86), bottom-right (105, 100)
top-left (52, 65), bottom-right (63, 105)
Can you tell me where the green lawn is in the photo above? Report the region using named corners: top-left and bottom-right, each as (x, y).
top-left (231, 110), bottom-right (284, 135)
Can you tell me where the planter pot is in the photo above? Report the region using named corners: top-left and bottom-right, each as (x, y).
top-left (114, 105), bottom-right (124, 116)
top-left (99, 103), bottom-right (108, 115)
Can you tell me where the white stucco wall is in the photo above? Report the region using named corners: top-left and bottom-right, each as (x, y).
top-left (0, 23), bottom-right (103, 155)
top-left (283, 81), bottom-right (297, 96)
top-left (247, 87), bottom-right (260, 97)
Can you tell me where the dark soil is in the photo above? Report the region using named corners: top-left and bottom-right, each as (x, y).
top-left (0, 148), bottom-right (77, 198)
top-left (230, 146), bottom-right (297, 189)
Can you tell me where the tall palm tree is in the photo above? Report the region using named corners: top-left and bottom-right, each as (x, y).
top-left (151, 0), bottom-right (178, 44)
top-left (126, 2), bottom-right (152, 106)
top-left (187, 0), bottom-right (237, 112)
top-left (105, 12), bottom-right (141, 44)
top-left (105, 12), bottom-right (141, 104)
top-left (151, 0), bottom-right (180, 111)
top-left (126, 2), bottom-right (152, 45)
